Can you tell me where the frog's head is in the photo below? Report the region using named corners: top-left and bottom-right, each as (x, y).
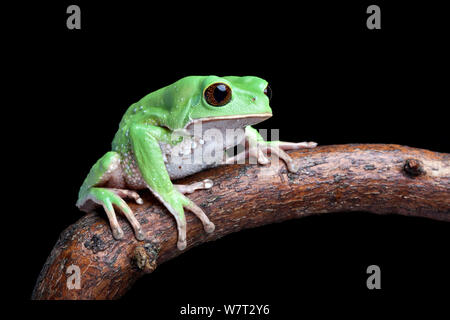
top-left (186, 75), bottom-right (273, 133)
top-left (163, 75), bottom-right (273, 133)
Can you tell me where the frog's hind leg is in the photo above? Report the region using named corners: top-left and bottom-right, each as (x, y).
top-left (76, 151), bottom-right (145, 240)
top-left (174, 179), bottom-right (214, 194)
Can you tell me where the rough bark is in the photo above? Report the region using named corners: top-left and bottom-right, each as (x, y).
top-left (32, 144), bottom-right (450, 300)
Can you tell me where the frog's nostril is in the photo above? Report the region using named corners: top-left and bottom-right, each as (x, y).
top-left (251, 97), bottom-right (256, 102)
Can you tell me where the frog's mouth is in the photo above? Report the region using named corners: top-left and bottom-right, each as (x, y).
top-left (184, 113), bottom-right (272, 134)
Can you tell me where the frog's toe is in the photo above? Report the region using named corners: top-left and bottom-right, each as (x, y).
top-left (183, 200), bottom-right (215, 235)
top-left (135, 229), bottom-right (145, 241)
top-left (276, 141), bottom-right (318, 150)
top-left (90, 188), bottom-right (145, 241)
top-left (174, 179), bottom-right (214, 194)
top-left (112, 227), bottom-right (125, 240)
top-left (110, 188), bottom-right (143, 205)
top-left (287, 161), bottom-right (300, 173)
top-left (262, 145), bottom-right (300, 173)
top-left (177, 239), bottom-right (187, 251)
top-left (256, 148), bottom-right (270, 165)
top-left (100, 200), bottom-right (125, 240)
top-left (112, 197), bottom-right (145, 242)
top-left (176, 218), bottom-right (187, 250)
top-left (202, 179), bottom-right (214, 189)
top-left (204, 221), bottom-right (215, 233)
top-left (283, 156), bottom-right (300, 173)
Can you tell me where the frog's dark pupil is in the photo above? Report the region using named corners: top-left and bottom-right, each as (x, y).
top-left (205, 83), bottom-right (231, 106)
top-left (214, 84), bottom-right (228, 103)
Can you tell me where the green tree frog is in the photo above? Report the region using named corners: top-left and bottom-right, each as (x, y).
top-left (76, 76), bottom-right (316, 250)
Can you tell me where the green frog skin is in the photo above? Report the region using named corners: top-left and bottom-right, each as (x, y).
top-left (76, 75), bottom-right (317, 250)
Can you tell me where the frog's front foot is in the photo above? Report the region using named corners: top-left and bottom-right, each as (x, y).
top-left (226, 140), bottom-right (317, 173)
top-left (77, 187), bottom-right (145, 241)
top-left (260, 141), bottom-right (317, 172)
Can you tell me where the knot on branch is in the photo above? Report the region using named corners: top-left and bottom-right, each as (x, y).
top-left (133, 243), bottom-right (159, 273)
top-left (403, 158), bottom-right (425, 177)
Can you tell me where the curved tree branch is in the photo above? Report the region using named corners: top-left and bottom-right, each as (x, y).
top-left (32, 144), bottom-right (450, 300)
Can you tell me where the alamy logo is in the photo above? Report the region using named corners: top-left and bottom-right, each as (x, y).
top-left (366, 5), bottom-right (381, 30)
top-left (66, 5), bottom-right (81, 30)
top-left (366, 265), bottom-right (381, 289)
top-left (160, 123), bottom-right (280, 166)
top-left (66, 264), bottom-right (81, 290)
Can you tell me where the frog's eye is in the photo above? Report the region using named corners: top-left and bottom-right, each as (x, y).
top-left (264, 85), bottom-right (272, 100)
top-left (204, 83), bottom-right (232, 107)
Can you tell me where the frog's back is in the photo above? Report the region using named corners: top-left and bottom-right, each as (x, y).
top-left (112, 86), bottom-right (169, 150)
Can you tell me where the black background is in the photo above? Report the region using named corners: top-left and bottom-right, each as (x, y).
top-left (9, 0), bottom-right (449, 317)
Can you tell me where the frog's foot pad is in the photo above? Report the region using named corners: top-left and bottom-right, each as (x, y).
top-left (174, 179), bottom-right (214, 194)
top-left (177, 239), bottom-right (187, 251)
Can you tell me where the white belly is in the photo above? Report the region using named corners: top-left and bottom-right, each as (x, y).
top-left (159, 135), bottom-right (227, 180)
top-left (122, 129), bottom-right (245, 188)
